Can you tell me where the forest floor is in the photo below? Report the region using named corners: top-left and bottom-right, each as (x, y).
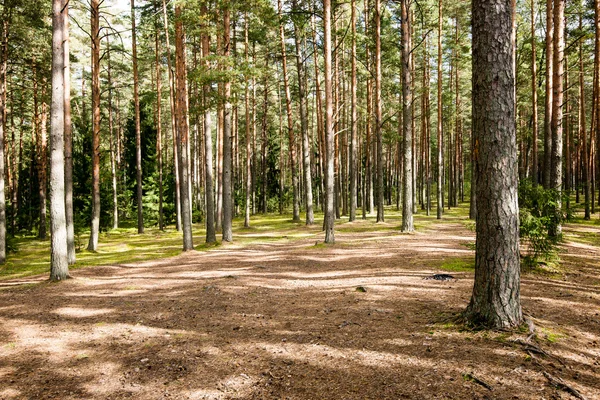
top-left (1, 205), bottom-right (600, 399)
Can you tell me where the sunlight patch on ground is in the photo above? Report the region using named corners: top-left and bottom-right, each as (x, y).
top-left (53, 307), bottom-right (114, 318)
top-left (248, 341), bottom-right (440, 370)
top-left (0, 388), bottom-right (20, 398)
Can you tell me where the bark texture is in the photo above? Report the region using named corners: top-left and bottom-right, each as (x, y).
top-left (466, 0), bottom-right (523, 329)
top-left (401, 0), bottom-right (414, 232)
top-left (49, 0), bottom-right (69, 280)
top-left (324, 0), bottom-right (335, 243)
top-left (87, 0), bottom-right (101, 251)
top-left (63, 0), bottom-right (75, 264)
top-left (175, 6), bottom-right (193, 250)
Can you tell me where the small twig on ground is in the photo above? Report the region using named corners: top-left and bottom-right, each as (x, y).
top-left (462, 372), bottom-right (493, 391)
top-left (542, 371), bottom-right (588, 400)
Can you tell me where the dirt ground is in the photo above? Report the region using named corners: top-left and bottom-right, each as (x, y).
top-left (0, 219), bottom-right (599, 399)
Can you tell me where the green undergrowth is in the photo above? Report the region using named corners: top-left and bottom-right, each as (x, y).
top-left (2, 202), bottom-right (596, 282)
top-left (437, 257), bottom-right (475, 272)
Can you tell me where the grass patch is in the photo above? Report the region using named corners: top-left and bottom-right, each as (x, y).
top-left (540, 327), bottom-right (565, 343)
top-left (437, 257), bottom-right (474, 272)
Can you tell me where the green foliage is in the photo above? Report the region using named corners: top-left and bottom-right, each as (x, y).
top-left (518, 181), bottom-right (561, 265)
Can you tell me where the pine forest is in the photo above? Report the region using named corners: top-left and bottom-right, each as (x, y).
top-left (0, 0), bottom-right (599, 398)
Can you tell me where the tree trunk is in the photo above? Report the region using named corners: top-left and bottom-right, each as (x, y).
top-left (162, 0), bottom-right (181, 231)
top-left (0, 9), bottom-right (8, 263)
top-left (580, 9), bottom-right (590, 220)
top-left (63, 0), bottom-right (75, 264)
top-left (437, 0), bottom-right (444, 219)
top-left (202, 13), bottom-right (216, 243)
top-left (155, 3), bottom-right (164, 230)
top-left (107, 36), bottom-right (119, 231)
top-left (375, 0), bottom-right (384, 222)
top-left (531, 0), bottom-right (539, 186)
top-left (49, 0), bottom-right (69, 279)
top-left (279, 0), bottom-right (300, 222)
top-left (349, 0), bottom-right (358, 222)
top-left (132, 0), bottom-right (144, 234)
top-left (293, 1), bottom-right (314, 226)
top-left (222, 4), bottom-right (233, 242)
top-left (175, 6), bottom-right (193, 250)
top-left (244, 14), bottom-right (252, 228)
top-left (401, 0), bottom-right (414, 232)
top-left (324, 0), bottom-right (335, 243)
top-left (543, 0), bottom-right (554, 188)
top-left (37, 98), bottom-right (48, 240)
top-left (466, 0), bottom-right (522, 329)
top-left (549, 0), bottom-right (564, 237)
top-left (87, 0), bottom-right (101, 251)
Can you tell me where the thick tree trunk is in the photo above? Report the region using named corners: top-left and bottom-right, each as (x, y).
top-left (175, 6), bottom-right (193, 250)
top-left (131, 0), bottom-right (144, 234)
top-left (401, 0), bottom-right (414, 232)
top-left (49, 0), bottom-right (69, 280)
top-left (549, 0), bottom-right (564, 237)
top-left (87, 0), bottom-right (101, 251)
top-left (466, 0), bottom-right (522, 329)
top-left (62, 0), bottom-right (75, 264)
top-left (324, 0), bottom-right (335, 243)
top-left (222, 5), bottom-right (233, 242)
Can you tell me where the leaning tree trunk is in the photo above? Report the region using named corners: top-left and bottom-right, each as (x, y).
top-left (466, 0), bottom-right (522, 329)
top-left (132, 0), bottom-right (144, 234)
top-left (87, 0), bottom-right (101, 251)
top-left (174, 5), bottom-right (193, 250)
top-left (49, 0), bottom-right (69, 280)
top-left (401, 0), bottom-right (414, 232)
top-left (324, 0), bottom-right (335, 243)
top-left (63, 0), bottom-right (75, 264)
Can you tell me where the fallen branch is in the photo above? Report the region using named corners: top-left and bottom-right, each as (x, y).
top-left (462, 372), bottom-right (493, 391)
top-left (542, 371), bottom-right (587, 400)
